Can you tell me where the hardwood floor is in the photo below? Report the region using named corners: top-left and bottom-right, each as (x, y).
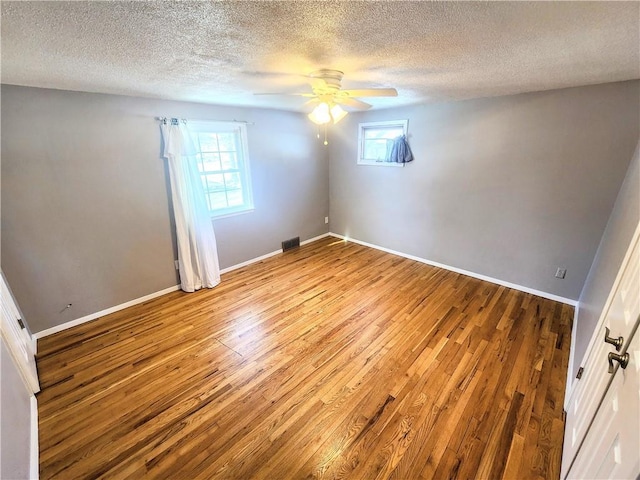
top-left (36, 237), bottom-right (573, 479)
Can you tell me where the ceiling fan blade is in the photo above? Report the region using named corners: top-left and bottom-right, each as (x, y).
top-left (253, 92), bottom-right (316, 97)
top-left (303, 98), bottom-right (321, 108)
top-left (334, 97), bottom-right (372, 110)
top-left (341, 88), bottom-right (398, 98)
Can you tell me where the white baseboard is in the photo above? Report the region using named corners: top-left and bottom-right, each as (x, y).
top-left (329, 232), bottom-right (578, 307)
top-left (34, 232), bottom-right (332, 339)
top-left (301, 232), bottom-right (331, 246)
top-left (33, 285), bottom-right (181, 339)
top-left (220, 249), bottom-right (283, 274)
top-left (219, 233), bottom-right (330, 275)
top-left (30, 395), bottom-right (39, 480)
top-left (32, 231), bottom-right (574, 339)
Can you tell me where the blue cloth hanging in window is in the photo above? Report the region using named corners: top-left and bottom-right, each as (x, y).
top-left (388, 135), bottom-right (413, 163)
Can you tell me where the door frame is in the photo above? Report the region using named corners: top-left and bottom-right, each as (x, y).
top-left (564, 221), bottom-right (640, 408)
top-left (1, 271), bottom-right (40, 393)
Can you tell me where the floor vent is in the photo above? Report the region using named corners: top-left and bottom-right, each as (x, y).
top-left (282, 237), bottom-right (300, 252)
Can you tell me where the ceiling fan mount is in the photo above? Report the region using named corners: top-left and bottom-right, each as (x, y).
top-left (309, 69), bottom-right (345, 93)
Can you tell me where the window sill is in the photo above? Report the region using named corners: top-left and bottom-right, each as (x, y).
top-left (357, 160), bottom-right (405, 167)
top-left (211, 207), bottom-right (255, 220)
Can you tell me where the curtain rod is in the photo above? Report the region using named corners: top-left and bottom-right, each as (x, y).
top-left (154, 117), bottom-right (254, 126)
top-left (155, 117), bottom-right (184, 125)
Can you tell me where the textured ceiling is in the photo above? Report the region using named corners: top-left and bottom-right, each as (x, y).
top-left (1, 1), bottom-right (639, 112)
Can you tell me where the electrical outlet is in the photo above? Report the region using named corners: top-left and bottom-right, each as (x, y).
top-left (174, 260), bottom-right (180, 270)
top-left (324, 216), bottom-right (329, 224)
top-left (555, 268), bottom-right (567, 279)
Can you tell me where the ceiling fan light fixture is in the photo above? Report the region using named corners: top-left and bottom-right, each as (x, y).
top-left (308, 102), bottom-right (331, 125)
top-left (308, 102), bottom-right (348, 125)
top-left (257, 70), bottom-right (396, 125)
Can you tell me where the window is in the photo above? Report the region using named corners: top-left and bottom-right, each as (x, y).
top-left (190, 121), bottom-right (253, 217)
top-left (357, 119), bottom-right (409, 166)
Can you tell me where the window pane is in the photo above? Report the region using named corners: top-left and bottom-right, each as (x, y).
top-left (191, 122), bottom-right (252, 215)
top-left (217, 133), bottom-right (237, 152)
top-left (208, 192), bottom-right (228, 210)
top-left (220, 152), bottom-right (238, 170)
top-left (227, 189), bottom-right (244, 207)
top-left (224, 172), bottom-right (241, 190)
top-left (364, 126), bottom-right (403, 140)
top-left (364, 138), bottom-right (393, 160)
top-left (358, 120), bottom-right (407, 166)
top-left (203, 174), bottom-right (225, 192)
top-left (201, 153), bottom-right (221, 172)
top-left (198, 133), bottom-right (219, 152)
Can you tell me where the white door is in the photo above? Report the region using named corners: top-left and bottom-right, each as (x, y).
top-left (567, 321), bottom-right (639, 479)
top-left (0, 272), bottom-right (40, 393)
top-left (562, 225), bottom-right (640, 477)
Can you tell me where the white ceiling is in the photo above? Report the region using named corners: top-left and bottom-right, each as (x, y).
top-left (1, 1), bottom-right (638, 112)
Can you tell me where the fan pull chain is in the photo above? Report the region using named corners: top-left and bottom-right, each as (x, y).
top-left (324, 125), bottom-right (328, 146)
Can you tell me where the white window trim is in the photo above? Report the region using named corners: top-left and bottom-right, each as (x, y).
top-left (189, 120), bottom-right (254, 218)
top-left (357, 119), bottom-right (409, 167)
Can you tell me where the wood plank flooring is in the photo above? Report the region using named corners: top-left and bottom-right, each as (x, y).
top-left (36, 237), bottom-right (573, 479)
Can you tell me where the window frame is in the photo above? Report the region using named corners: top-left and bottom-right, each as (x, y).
top-left (189, 120), bottom-right (254, 218)
top-left (357, 119), bottom-right (409, 167)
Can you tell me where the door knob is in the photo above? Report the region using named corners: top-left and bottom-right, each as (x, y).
top-left (604, 327), bottom-right (623, 351)
top-left (608, 351), bottom-right (629, 374)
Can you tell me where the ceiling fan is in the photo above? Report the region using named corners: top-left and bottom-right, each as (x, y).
top-left (255, 69), bottom-right (398, 125)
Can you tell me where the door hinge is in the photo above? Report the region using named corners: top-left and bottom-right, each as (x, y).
top-left (17, 318), bottom-right (26, 330)
top-left (576, 367), bottom-right (584, 379)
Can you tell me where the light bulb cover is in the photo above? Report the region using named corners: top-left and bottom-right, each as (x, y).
top-left (330, 104), bottom-right (347, 124)
top-left (308, 102), bottom-right (331, 125)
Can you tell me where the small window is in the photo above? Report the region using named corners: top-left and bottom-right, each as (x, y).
top-left (189, 121), bottom-right (253, 218)
top-left (357, 120), bottom-right (409, 166)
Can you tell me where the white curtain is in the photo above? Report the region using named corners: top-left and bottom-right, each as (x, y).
top-left (161, 120), bottom-right (220, 292)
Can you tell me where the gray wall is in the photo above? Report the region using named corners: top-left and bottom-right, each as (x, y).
top-left (2, 81), bottom-right (638, 335)
top-left (573, 140), bottom-right (640, 378)
top-left (1, 85), bottom-right (329, 333)
top-left (329, 81), bottom-right (640, 300)
top-left (1, 339), bottom-right (32, 480)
